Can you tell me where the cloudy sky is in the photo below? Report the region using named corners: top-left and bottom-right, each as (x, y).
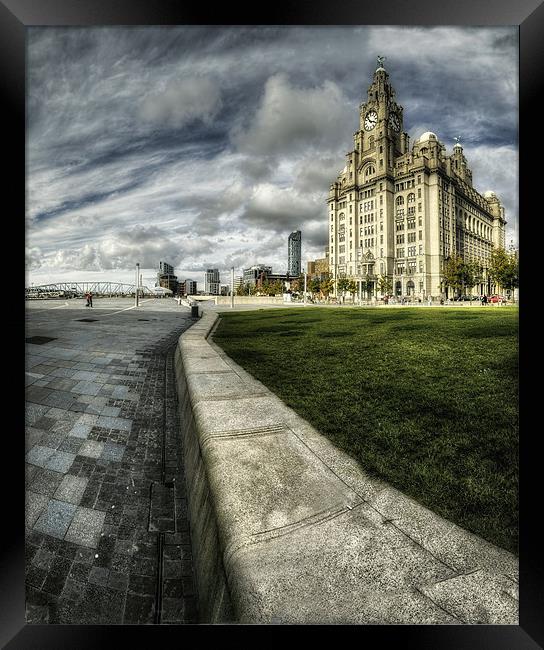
top-left (26, 26), bottom-right (518, 289)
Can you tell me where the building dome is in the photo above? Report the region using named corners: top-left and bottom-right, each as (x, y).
top-left (483, 191), bottom-right (497, 199)
top-left (418, 131), bottom-right (438, 142)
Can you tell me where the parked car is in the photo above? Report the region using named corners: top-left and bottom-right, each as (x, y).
top-left (489, 295), bottom-right (504, 303)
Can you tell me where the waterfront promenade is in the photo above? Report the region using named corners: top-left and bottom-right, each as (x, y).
top-left (25, 298), bottom-right (196, 624)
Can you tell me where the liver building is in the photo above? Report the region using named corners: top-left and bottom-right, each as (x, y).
top-left (327, 57), bottom-right (506, 299)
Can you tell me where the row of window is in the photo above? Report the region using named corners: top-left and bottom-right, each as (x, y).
top-left (396, 232), bottom-right (419, 244)
top-left (396, 246), bottom-right (419, 258)
top-left (395, 178), bottom-right (418, 191)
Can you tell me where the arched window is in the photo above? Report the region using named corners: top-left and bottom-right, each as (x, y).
top-left (365, 165), bottom-right (376, 177)
top-left (369, 136), bottom-right (374, 147)
top-left (396, 196), bottom-right (404, 206)
top-left (407, 193), bottom-right (415, 203)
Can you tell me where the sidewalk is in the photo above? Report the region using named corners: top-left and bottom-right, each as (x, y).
top-left (25, 298), bottom-right (197, 624)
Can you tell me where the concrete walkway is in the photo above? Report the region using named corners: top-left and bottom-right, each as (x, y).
top-left (25, 298), bottom-right (197, 624)
top-left (177, 308), bottom-right (518, 624)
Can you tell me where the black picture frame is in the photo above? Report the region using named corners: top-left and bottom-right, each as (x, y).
top-left (6, 0), bottom-right (542, 646)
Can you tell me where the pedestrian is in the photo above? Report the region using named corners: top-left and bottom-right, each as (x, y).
top-left (428, 296), bottom-right (432, 306)
top-left (88, 292), bottom-right (93, 307)
top-left (482, 294), bottom-right (488, 306)
top-left (85, 292), bottom-right (90, 307)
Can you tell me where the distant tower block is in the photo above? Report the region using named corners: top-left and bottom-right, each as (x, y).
top-left (288, 230), bottom-right (302, 276)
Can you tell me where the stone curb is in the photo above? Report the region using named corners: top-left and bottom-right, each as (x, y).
top-left (174, 310), bottom-right (518, 625)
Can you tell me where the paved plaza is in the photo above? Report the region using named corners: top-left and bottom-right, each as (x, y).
top-left (25, 298), bottom-right (196, 624)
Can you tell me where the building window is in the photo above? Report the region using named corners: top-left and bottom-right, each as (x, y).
top-left (419, 261), bottom-right (424, 272)
top-left (396, 234), bottom-right (405, 244)
top-left (408, 193), bottom-right (415, 203)
top-left (396, 196), bottom-right (404, 205)
top-left (397, 248), bottom-right (405, 258)
top-left (380, 235), bottom-right (383, 244)
top-left (417, 175), bottom-right (421, 184)
top-left (408, 246), bottom-right (416, 257)
top-left (407, 218), bottom-right (416, 229)
top-left (408, 232), bottom-right (416, 243)
top-left (419, 245), bottom-right (423, 255)
top-left (419, 230), bottom-right (422, 240)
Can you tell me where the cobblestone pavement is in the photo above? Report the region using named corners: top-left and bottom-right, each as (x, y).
top-left (25, 298), bottom-right (197, 624)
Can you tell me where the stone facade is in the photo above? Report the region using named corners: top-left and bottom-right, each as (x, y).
top-left (327, 62), bottom-right (507, 299)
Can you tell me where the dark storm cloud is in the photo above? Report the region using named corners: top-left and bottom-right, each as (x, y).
top-left (27, 26), bottom-right (518, 283)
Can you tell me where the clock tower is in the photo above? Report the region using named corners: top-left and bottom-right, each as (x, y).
top-left (354, 56), bottom-right (409, 175)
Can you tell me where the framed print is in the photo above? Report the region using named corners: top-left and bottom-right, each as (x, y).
top-left (4, 0), bottom-right (542, 646)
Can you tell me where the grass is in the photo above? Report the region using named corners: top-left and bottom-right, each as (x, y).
top-left (213, 307), bottom-right (518, 554)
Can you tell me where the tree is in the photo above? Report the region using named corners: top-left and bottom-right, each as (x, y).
top-left (378, 274), bottom-right (393, 296)
top-left (347, 279), bottom-right (358, 302)
top-left (337, 277), bottom-right (350, 302)
top-left (293, 274), bottom-right (306, 293)
top-left (320, 278), bottom-right (334, 299)
top-left (309, 277), bottom-right (321, 296)
top-left (488, 248), bottom-right (518, 299)
top-left (442, 255), bottom-right (480, 294)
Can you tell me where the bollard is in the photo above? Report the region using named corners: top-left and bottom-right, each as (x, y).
top-left (191, 305), bottom-right (199, 318)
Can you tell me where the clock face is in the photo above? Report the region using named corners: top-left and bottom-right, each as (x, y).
top-left (389, 112), bottom-right (401, 132)
top-left (364, 110), bottom-right (378, 131)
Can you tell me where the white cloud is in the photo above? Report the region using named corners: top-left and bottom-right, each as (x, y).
top-left (232, 74), bottom-right (353, 156)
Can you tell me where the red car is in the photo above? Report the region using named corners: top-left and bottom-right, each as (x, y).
top-left (489, 295), bottom-right (504, 303)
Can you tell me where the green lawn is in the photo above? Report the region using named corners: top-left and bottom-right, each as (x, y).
top-left (213, 307), bottom-right (518, 554)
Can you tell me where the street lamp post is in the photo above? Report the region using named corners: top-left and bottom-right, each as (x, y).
top-left (231, 267), bottom-right (234, 309)
top-left (303, 271), bottom-right (307, 306)
top-left (135, 263), bottom-right (140, 307)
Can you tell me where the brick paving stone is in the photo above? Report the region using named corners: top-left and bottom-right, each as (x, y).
top-left (26, 301), bottom-right (194, 624)
top-left (26, 492), bottom-right (50, 528)
top-left (54, 474), bottom-right (88, 505)
top-left (101, 441), bottom-right (125, 463)
top-left (31, 547), bottom-right (55, 571)
top-left (72, 381), bottom-right (102, 396)
top-left (88, 566), bottom-right (110, 586)
top-left (79, 440), bottom-right (104, 459)
top-left (69, 423), bottom-right (94, 439)
top-left (33, 500), bottom-right (77, 539)
top-left (43, 450), bottom-right (76, 473)
top-left (97, 415), bottom-right (132, 431)
top-left (64, 507), bottom-right (106, 548)
top-left (26, 445), bottom-right (55, 468)
top-left (30, 469), bottom-right (65, 497)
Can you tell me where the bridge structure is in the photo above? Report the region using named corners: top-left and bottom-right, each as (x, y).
top-left (25, 282), bottom-right (153, 299)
